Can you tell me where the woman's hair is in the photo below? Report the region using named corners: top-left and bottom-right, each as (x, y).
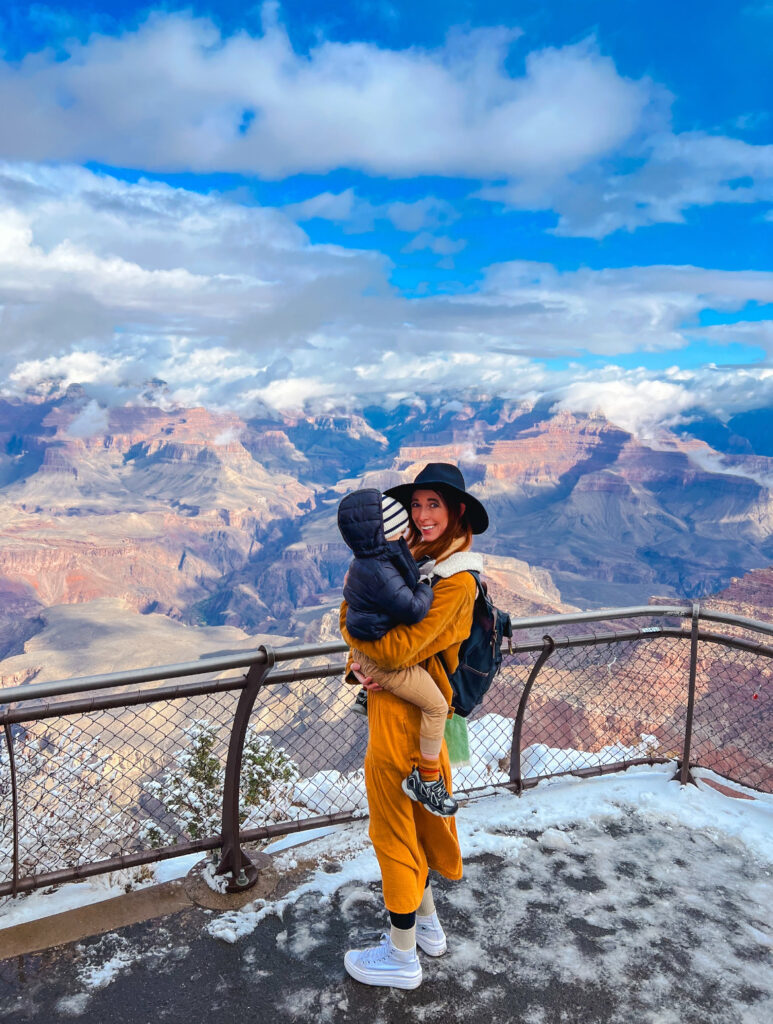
top-left (406, 487), bottom-right (473, 562)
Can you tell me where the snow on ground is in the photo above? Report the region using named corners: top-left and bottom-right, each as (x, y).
top-left (204, 764), bottom-right (773, 1024)
top-left (456, 714), bottom-right (662, 789)
top-left (52, 927), bottom-right (194, 1019)
top-left (263, 823), bottom-right (349, 855)
top-left (208, 762), bottom-right (773, 945)
top-left (2, 764), bottom-right (772, 1024)
top-left (0, 854), bottom-right (203, 932)
top-left (0, 872), bottom-right (154, 932)
top-left (0, 831), bottom-right (350, 932)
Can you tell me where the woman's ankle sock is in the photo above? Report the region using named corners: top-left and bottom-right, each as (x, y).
top-left (390, 924), bottom-right (416, 951)
top-left (417, 883), bottom-right (435, 918)
top-left (419, 755), bottom-right (440, 782)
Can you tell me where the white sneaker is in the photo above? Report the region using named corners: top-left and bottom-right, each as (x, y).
top-left (343, 933), bottom-right (422, 989)
top-left (416, 912), bottom-right (447, 956)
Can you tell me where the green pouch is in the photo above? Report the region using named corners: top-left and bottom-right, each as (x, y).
top-left (444, 714), bottom-right (470, 767)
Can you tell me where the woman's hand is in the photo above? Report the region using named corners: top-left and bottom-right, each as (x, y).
top-left (350, 661), bottom-right (384, 692)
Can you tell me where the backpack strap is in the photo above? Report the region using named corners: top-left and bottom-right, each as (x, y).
top-left (434, 569), bottom-right (480, 679)
top-left (467, 569), bottom-right (482, 597)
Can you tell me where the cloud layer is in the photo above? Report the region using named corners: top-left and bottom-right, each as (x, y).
top-left (0, 12), bottom-right (647, 181)
top-left (483, 130), bottom-right (773, 237)
top-left (0, 8), bottom-right (769, 238)
top-left (0, 8), bottom-right (770, 438)
top-left (1, 161), bottom-right (772, 435)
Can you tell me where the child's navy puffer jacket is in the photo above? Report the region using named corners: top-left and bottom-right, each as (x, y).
top-left (338, 488), bottom-right (433, 642)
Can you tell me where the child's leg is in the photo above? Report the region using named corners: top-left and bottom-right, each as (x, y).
top-left (387, 667), bottom-right (448, 771)
top-left (350, 649), bottom-right (447, 778)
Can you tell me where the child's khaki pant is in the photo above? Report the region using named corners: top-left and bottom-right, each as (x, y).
top-left (350, 648), bottom-right (449, 760)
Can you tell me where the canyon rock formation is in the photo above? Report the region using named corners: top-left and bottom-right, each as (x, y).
top-left (0, 391), bottom-right (771, 799)
top-left (2, 391), bottom-right (772, 654)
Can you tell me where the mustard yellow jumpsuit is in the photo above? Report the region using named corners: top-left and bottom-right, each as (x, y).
top-left (340, 569), bottom-right (476, 914)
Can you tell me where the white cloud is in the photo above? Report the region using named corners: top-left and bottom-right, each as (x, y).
top-left (0, 206), bottom-right (209, 306)
top-left (551, 364), bottom-right (773, 437)
top-left (0, 9), bottom-right (767, 243)
top-left (0, 161), bottom-right (387, 371)
top-left (283, 189), bottom-right (361, 226)
top-left (285, 190), bottom-right (462, 236)
top-left (2, 9), bottom-right (766, 242)
top-left (1, 161), bottom-right (772, 429)
top-left (552, 377), bottom-right (695, 436)
top-left (0, 12), bottom-right (649, 180)
top-left (472, 261), bottom-right (773, 357)
top-left (213, 426), bottom-right (244, 446)
top-left (482, 130), bottom-right (773, 238)
top-left (402, 232), bottom-right (466, 255)
top-left (9, 351), bottom-right (131, 390)
top-left (697, 319), bottom-right (773, 356)
top-left (64, 399), bottom-right (111, 439)
top-left (386, 197), bottom-right (458, 233)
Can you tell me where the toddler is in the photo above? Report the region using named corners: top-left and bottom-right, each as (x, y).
top-left (338, 488), bottom-right (457, 816)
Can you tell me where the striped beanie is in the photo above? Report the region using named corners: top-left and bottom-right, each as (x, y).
top-left (381, 494), bottom-right (409, 541)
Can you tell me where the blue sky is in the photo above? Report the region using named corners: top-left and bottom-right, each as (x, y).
top-left (0, 1), bottom-right (771, 433)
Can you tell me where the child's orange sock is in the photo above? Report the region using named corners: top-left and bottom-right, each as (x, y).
top-left (419, 756), bottom-right (440, 782)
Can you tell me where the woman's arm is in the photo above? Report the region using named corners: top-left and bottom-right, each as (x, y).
top-left (339, 573), bottom-right (475, 670)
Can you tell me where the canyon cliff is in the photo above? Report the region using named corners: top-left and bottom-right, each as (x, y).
top-left (1, 391), bottom-right (772, 662)
top-left (1, 386), bottom-right (770, 805)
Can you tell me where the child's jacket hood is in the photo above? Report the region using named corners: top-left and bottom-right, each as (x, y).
top-left (339, 488), bottom-right (432, 642)
top-left (338, 488), bottom-right (391, 556)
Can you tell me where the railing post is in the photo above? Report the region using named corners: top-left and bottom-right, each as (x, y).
top-left (2, 723), bottom-right (20, 897)
top-left (676, 602), bottom-right (700, 786)
top-left (216, 645), bottom-right (275, 892)
top-left (510, 635), bottom-right (555, 795)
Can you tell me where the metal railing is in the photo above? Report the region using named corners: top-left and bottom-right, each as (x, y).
top-left (0, 603), bottom-right (770, 900)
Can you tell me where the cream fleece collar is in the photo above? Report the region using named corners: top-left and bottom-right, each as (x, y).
top-left (432, 551), bottom-right (484, 578)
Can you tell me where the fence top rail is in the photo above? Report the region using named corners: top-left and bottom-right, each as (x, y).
top-left (510, 604), bottom-right (691, 630)
top-left (2, 602), bottom-right (772, 709)
top-left (0, 639), bottom-right (349, 706)
top-left (697, 606), bottom-right (773, 637)
top-left (510, 603), bottom-right (773, 639)
top-left (506, 623), bottom-right (773, 658)
top-left (1, 658), bottom-right (350, 727)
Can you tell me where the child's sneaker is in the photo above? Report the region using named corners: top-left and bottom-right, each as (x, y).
top-left (401, 766), bottom-right (458, 816)
top-left (416, 911), bottom-right (447, 956)
top-left (344, 933), bottom-right (422, 989)
top-left (351, 688), bottom-right (368, 715)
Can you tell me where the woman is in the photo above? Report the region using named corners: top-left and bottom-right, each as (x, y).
top-left (339, 462), bottom-right (489, 990)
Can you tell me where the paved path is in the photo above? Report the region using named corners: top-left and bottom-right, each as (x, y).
top-left (1, 810), bottom-right (771, 1024)
top-left (0, 872), bottom-right (610, 1024)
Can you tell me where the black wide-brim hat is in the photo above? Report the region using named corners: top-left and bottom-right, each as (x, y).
top-left (384, 462), bottom-right (489, 534)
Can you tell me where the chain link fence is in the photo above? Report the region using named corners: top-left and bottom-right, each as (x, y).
top-left (1, 607), bottom-right (771, 901)
top-left (0, 685), bottom-right (242, 896)
top-left (689, 640), bottom-right (772, 791)
top-left (245, 673), bottom-right (368, 819)
top-left (511, 634), bottom-right (690, 778)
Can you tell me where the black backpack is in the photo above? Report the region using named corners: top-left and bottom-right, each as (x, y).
top-left (438, 571), bottom-right (513, 718)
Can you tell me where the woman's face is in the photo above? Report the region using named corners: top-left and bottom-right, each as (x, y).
top-left (410, 489), bottom-right (450, 543)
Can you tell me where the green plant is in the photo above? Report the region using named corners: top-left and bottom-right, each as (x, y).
top-left (144, 720), bottom-right (300, 843)
top-left (145, 720), bottom-right (223, 842)
top-left (241, 732), bottom-right (298, 807)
